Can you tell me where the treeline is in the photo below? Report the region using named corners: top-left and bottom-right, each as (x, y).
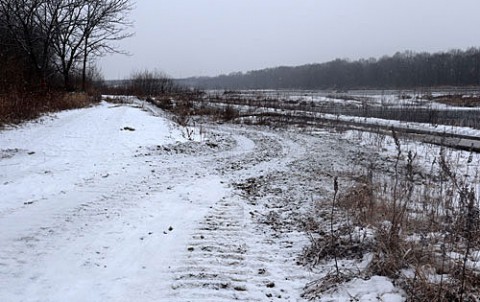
top-left (0, 0), bottom-right (131, 93)
top-left (182, 48), bottom-right (480, 90)
top-left (0, 0), bottom-right (132, 125)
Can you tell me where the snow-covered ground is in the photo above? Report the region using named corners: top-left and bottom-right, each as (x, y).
top-left (0, 100), bottom-right (407, 301)
top-left (218, 89), bottom-right (480, 110)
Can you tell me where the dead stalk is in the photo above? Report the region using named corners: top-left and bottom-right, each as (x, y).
top-left (331, 176), bottom-right (339, 276)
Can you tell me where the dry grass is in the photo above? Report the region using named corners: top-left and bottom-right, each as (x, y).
top-left (0, 91), bottom-right (97, 126)
top-left (431, 95), bottom-right (480, 107)
top-left (302, 130), bottom-right (480, 301)
top-left (146, 94), bottom-right (240, 124)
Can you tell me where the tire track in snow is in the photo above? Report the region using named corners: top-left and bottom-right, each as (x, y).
top-left (0, 102), bottom-right (314, 301)
top-left (166, 128), bottom-right (309, 301)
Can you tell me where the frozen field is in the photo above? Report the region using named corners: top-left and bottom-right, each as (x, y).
top-left (1, 97), bottom-right (479, 301)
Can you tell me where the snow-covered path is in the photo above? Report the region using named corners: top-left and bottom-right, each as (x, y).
top-left (0, 101), bottom-right (311, 301)
top-left (0, 101), bottom-right (407, 301)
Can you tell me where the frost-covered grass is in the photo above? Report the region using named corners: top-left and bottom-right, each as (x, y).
top-left (306, 129), bottom-right (480, 301)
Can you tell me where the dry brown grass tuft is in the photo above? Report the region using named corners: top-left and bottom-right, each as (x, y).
top-left (0, 91), bottom-right (97, 126)
top-left (432, 95), bottom-right (480, 107)
top-left (337, 176), bottom-right (378, 226)
top-left (302, 273), bottom-right (354, 300)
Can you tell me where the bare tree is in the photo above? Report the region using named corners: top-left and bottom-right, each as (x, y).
top-left (49, 0), bottom-right (87, 90)
top-left (49, 0), bottom-right (132, 90)
top-left (0, 0), bottom-right (57, 85)
top-left (79, 0), bottom-right (133, 91)
top-left (0, 0), bottom-right (133, 91)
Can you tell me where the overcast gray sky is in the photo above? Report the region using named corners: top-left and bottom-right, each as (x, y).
top-left (99, 0), bottom-right (480, 79)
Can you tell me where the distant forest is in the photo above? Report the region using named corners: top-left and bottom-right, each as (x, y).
top-left (181, 48), bottom-right (480, 90)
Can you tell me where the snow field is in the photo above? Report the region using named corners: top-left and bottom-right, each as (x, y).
top-left (0, 99), bottom-right (408, 301)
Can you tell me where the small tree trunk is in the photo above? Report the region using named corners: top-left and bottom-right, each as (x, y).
top-left (64, 71), bottom-right (72, 92)
top-left (82, 37), bottom-right (88, 92)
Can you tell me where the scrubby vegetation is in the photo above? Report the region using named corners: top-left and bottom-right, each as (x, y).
top-left (299, 129), bottom-right (480, 301)
top-left (0, 92), bottom-right (97, 125)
